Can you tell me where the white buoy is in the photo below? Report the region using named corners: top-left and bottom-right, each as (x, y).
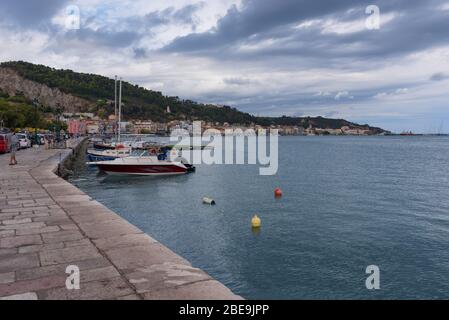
top-left (202, 197), bottom-right (216, 205)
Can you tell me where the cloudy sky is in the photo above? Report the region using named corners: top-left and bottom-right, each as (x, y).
top-left (1, 0), bottom-right (449, 132)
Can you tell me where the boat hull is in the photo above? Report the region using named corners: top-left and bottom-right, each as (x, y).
top-left (86, 148), bottom-right (131, 162)
top-left (93, 142), bottom-right (115, 150)
top-left (87, 154), bottom-right (118, 162)
top-left (95, 163), bottom-right (188, 176)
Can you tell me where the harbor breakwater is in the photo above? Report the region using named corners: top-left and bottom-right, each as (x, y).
top-left (0, 138), bottom-right (241, 300)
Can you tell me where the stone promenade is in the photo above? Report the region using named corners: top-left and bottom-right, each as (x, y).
top-left (0, 140), bottom-right (241, 300)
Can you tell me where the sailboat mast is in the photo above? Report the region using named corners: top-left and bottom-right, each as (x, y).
top-left (118, 78), bottom-right (122, 143)
top-left (114, 75), bottom-right (117, 138)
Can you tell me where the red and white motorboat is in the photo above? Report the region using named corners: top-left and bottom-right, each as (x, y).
top-left (87, 156), bottom-right (193, 176)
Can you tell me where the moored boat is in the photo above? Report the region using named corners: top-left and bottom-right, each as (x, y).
top-left (86, 147), bottom-right (132, 162)
top-left (87, 156), bottom-right (192, 176)
top-left (93, 141), bottom-right (116, 150)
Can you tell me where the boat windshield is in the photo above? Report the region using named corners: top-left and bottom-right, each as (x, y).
top-left (131, 150), bottom-right (150, 156)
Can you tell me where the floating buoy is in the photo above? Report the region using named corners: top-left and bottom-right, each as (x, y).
top-left (202, 197), bottom-right (216, 205)
top-left (251, 215), bottom-right (261, 228)
top-left (274, 188), bottom-right (283, 198)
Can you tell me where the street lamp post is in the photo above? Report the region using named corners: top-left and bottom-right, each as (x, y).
top-left (33, 98), bottom-right (38, 145)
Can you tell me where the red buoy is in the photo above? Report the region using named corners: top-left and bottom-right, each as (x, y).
top-left (274, 188), bottom-right (283, 198)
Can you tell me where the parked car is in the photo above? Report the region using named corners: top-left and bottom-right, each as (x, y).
top-left (0, 133), bottom-right (11, 154)
top-left (17, 133), bottom-right (31, 149)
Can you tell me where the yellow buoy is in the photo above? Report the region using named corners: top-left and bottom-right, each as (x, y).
top-left (251, 215), bottom-right (261, 228)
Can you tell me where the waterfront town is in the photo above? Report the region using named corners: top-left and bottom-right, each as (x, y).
top-left (64, 112), bottom-right (380, 137)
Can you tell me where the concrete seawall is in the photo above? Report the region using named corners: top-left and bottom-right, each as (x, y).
top-left (0, 139), bottom-right (241, 300)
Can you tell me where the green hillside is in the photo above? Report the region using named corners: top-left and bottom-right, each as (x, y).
top-left (0, 61), bottom-right (385, 133)
top-left (0, 89), bottom-right (66, 131)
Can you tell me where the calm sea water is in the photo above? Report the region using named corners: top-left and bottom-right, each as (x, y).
top-left (69, 136), bottom-right (449, 299)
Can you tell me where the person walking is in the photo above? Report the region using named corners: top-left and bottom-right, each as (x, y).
top-left (9, 131), bottom-right (18, 165)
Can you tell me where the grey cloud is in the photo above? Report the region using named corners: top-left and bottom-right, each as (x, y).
top-left (223, 77), bottom-right (253, 85)
top-left (172, 3), bottom-right (205, 26)
top-left (325, 111), bottom-right (339, 118)
top-left (163, 0), bottom-right (363, 52)
top-left (0, 0), bottom-right (70, 28)
top-left (133, 47), bottom-right (148, 59)
top-left (143, 2), bottom-right (205, 29)
top-left (430, 73), bottom-right (449, 81)
top-left (237, 7), bottom-right (449, 63)
top-left (56, 28), bottom-right (140, 49)
top-left (190, 81), bottom-right (422, 117)
top-left (161, 0), bottom-right (449, 67)
top-left (144, 9), bottom-right (172, 28)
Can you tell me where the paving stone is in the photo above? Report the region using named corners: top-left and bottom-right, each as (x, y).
top-left (80, 266), bottom-right (120, 283)
top-left (17, 212), bottom-right (49, 219)
top-left (19, 242), bottom-right (64, 254)
top-left (0, 230), bottom-right (14, 238)
top-left (2, 218), bottom-right (32, 225)
top-left (0, 235), bottom-right (42, 248)
top-left (0, 207), bottom-right (20, 213)
top-left (32, 216), bottom-right (72, 225)
top-left (0, 253), bottom-right (40, 273)
top-left (37, 277), bottom-right (133, 300)
top-left (53, 195), bottom-right (92, 203)
top-left (105, 243), bottom-right (190, 272)
top-left (34, 199), bottom-right (55, 206)
top-left (142, 280), bottom-right (243, 300)
top-left (16, 257), bottom-right (112, 281)
top-left (64, 238), bottom-right (91, 248)
top-left (126, 262), bottom-right (211, 294)
top-left (0, 292), bottom-right (38, 300)
top-left (0, 222), bottom-right (46, 231)
top-left (0, 272), bottom-right (15, 284)
top-left (0, 213), bottom-right (17, 220)
top-left (116, 294), bottom-right (141, 300)
top-left (46, 209), bottom-right (66, 215)
top-left (61, 200), bottom-right (105, 211)
top-left (41, 230), bottom-right (84, 243)
top-left (79, 220), bottom-right (142, 239)
top-left (0, 207), bottom-right (25, 213)
top-left (0, 248), bottom-right (17, 256)
top-left (93, 233), bottom-right (157, 251)
top-left (23, 203), bottom-right (49, 208)
top-left (0, 275), bottom-right (66, 297)
top-left (39, 245), bottom-right (102, 266)
top-left (7, 200), bottom-right (36, 206)
top-left (16, 226), bottom-right (61, 236)
top-left (59, 224), bottom-right (79, 231)
top-left (70, 211), bottom-right (121, 223)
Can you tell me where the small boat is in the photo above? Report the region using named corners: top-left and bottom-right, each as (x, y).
top-left (87, 156), bottom-right (194, 176)
top-left (93, 141), bottom-right (116, 150)
top-left (86, 147), bottom-right (131, 161)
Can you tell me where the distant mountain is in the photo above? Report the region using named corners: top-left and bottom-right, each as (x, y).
top-left (0, 61), bottom-right (386, 133)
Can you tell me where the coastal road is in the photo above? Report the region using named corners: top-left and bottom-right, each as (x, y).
top-left (0, 141), bottom-right (241, 300)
